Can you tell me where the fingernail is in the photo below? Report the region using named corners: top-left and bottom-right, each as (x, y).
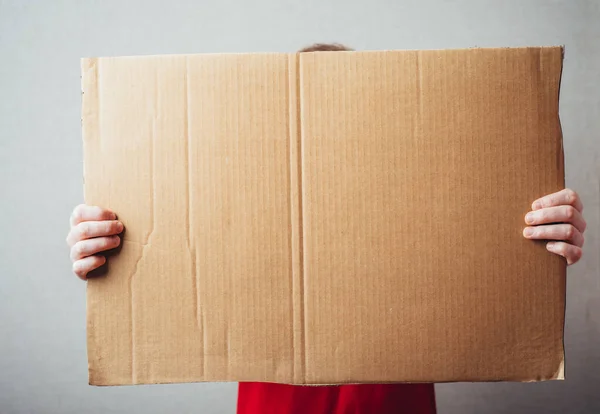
top-left (110, 212), bottom-right (117, 220)
top-left (532, 201), bottom-right (542, 210)
top-left (525, 212), bottom-right (535, 224)
top-left (546, 242), bottom-right (556, 250)
top-left (116, 221), bottom-right (124, 232)
top-left (523, 227), bottom-right (534, 237)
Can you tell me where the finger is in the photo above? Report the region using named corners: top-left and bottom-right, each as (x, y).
top-left (70, 236), bottom-right (121, 261)
top-left (524, 205), bottom-right (586, 232)
top-left (532, 188), bottom-right (583, 212)
top-left (523, 224), bottom-right (584, 247)
top-left (72, 255), bottom-right (107, 280)
top-left (70, 204), bottom-right (117, 227)
top-left (67, 220), bottom-right (124, 246)
top-left (546, 242), bottom-right (583, 265)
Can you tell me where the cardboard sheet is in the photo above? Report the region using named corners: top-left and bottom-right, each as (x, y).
top-left (81, 47), bottom-right (566, 385)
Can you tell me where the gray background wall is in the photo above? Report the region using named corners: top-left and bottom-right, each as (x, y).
top-left (1, 0), bottom-right (598, 413)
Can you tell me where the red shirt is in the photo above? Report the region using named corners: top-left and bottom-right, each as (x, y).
top-left (238, 382), bottom-right (436, 414)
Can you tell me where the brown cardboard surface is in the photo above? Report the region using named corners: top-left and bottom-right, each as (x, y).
top-left (81, 47), bottom-right (566, 386)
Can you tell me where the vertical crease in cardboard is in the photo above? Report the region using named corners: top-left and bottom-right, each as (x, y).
top-left (298, 54), bottom-right (307, 384)
top-left (415, 51), bottom-right (424, 139)
top-left (183, 57), bottom-right (205, 377)
top-left (127, 69), bottom-right (159, 383)
top-left (288, 53), bottom-right (306, 383)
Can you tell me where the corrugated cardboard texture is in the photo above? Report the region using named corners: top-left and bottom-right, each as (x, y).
top-left (81, 47), bottom-right (566, 386)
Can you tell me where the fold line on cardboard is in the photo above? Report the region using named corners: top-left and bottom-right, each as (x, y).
top-left (182, 57), bottom-right (204, 377)
top-left (416, 50), bottom-right (423, 134)
top-left (298, 53), bottom-right (308, 384)
top-left (287, 53), bottom-right (306, 383)
top-left (127, 71), bottom-right (158, 383)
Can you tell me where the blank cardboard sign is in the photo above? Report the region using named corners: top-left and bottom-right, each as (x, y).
top-left (81, 47), bottom-right (565, 386)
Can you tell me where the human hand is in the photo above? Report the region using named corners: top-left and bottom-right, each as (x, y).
top-left (523, 189), bottom-right (586, 265)
top-left (66, 204), bottom-right (123, 280)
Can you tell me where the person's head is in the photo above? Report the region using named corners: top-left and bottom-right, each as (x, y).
top-left (298, 43), bottom-right (352, 53)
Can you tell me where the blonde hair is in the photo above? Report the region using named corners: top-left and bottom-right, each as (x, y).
top-left (298, 43), bottom-right (352, 52)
